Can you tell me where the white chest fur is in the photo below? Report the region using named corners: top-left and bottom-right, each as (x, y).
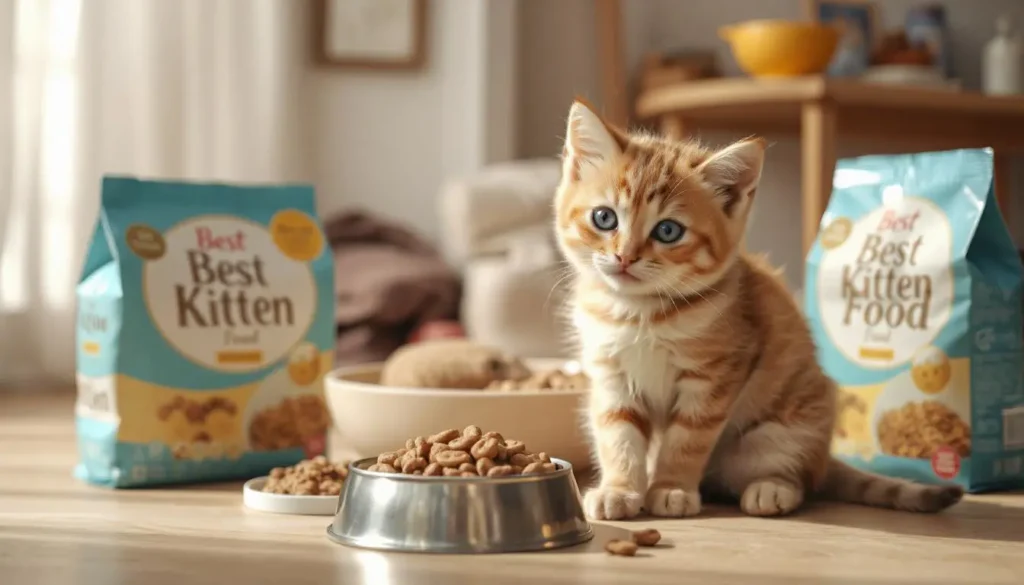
top-left (615, 334), bottom-right (673, 397)
top-left (575, 308), bottom-right (677, 407)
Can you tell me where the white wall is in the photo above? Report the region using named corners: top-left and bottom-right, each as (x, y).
top-left (310, 0), bottom-right (517, 243)
top-left (518, 0), bottom-right (1024, 290)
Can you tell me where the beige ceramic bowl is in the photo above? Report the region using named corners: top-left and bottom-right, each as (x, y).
top-left (324, 359), bottom-right (592, 471)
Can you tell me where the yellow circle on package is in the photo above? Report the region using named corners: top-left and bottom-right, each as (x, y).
top-left (270, 209), bottom-right (324, 262)
top-left (910, 345), bottom-right (951, 395)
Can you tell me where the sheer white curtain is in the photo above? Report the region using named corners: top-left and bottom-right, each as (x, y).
top-left (0, 0), bottom-right (313, 388)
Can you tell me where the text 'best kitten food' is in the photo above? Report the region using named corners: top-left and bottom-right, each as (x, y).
top-left (806, 148), bottom-right (1024, 492)
top-left (75, 177), bottom-right (335, 487)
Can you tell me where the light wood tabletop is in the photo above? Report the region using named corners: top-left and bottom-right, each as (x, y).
top-left (3, 392), bottom-right (1023, 585)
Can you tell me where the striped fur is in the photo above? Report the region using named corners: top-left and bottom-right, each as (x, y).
top-left (555, 101), bottom-right (963, 520)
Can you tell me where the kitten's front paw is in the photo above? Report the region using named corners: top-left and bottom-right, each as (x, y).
top-left (646, 486), bottom-right (701, 518)
top-left (583, 487), bottom-right (643, 520)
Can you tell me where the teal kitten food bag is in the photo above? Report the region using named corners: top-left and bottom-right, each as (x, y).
top-left (805, 148), bottom-right (1024, 492)
top-left (75, 176), bottom-right (335, 487)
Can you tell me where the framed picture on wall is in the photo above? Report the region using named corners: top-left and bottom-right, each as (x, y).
top-left (806, 0), bottom-right (878, 77)
top-left (314, 0), bottom-right (427, 70)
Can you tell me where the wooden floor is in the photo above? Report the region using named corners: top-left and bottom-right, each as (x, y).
top-left (2, 393), bottom-right (1023, 585)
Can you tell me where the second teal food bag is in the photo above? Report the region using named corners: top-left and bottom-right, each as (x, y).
top-left (805, 148), bottom-right (1024, 492)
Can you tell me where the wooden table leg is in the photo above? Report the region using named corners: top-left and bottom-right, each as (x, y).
top-left (660, 115), bottom-right (685, 140)
top-left (993, 150), bottom-right (1013, 229)
top-left (595, 0), bottom-right (628, 129)
top-left (800, 101), bottom-right (838, 257)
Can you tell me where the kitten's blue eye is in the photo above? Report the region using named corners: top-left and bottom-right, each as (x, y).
top-left (591, 206), bottom-right (618, 231)
top-left (652, 220), bottom-right (685, 243)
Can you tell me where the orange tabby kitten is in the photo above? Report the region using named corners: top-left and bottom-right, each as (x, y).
top-left (554, 100), bottom-right (963, 519)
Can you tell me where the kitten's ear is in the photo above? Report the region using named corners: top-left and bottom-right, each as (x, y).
top-left (561, 100), bottom-right (627, 184)
top-left (697, 137), bottom-right (766, 217)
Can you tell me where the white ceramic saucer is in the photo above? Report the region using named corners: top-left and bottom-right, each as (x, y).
top-left (242, 476), bottom-right (340, 516)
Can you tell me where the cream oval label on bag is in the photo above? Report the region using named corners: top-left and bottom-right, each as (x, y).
top-left (817, 197), bottom-right (954, 368)
top-left (141, 216), bottom-right (318, 372)
top-left (74, 177), bottom-right (335, 489)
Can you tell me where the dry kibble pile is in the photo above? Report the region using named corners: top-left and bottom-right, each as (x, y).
top-left (366, 426), bottom-right (559, 477)
top-left (262, 455), bottom-right (348, 496)
top-left (605, 540), bottom-right (639, 556)
top-left (631, 529), bottom-right (662, 547)
top-left (605, 529), bottom-right (662, 557)
top-left (484, 369), bottom-right (590, 392)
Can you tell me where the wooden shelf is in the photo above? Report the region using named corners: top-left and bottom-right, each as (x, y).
top-left (636, 77), bottom-right (1024, 152)
top-left (639, 77), bottom-right (1024, 117)
top-left (633, 76), bottom-right (1024, 254)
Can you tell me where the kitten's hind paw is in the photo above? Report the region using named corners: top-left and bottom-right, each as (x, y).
top-left (646, 486), bottom-right (701, 518)
top-left (740, 478), bottom-right (804, 517)
top-left (584, 487), bottom-right (644, 520)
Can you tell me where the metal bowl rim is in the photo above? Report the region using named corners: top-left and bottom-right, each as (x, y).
top-left (345, 456), bottom-right (576, 483)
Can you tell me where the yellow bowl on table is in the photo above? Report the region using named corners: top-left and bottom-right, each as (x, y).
top-left (719, 19), bottom-right (840, 77)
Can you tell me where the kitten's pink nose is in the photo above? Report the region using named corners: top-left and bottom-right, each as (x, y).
top-left (614, 254), bottom-right (638, 268)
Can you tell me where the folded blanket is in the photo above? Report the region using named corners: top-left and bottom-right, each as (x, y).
top-left (324, 211), bottom-right (461, 365)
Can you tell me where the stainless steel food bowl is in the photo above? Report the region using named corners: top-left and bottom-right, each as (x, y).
top-left (326, 457), bottom-right (593, 554)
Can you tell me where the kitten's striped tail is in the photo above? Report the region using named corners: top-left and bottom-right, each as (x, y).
top-left (820, 458), bottom-right (964, 513)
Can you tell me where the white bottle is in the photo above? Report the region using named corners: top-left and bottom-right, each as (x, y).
top-left (982, 15), bottom-right (1023, 95)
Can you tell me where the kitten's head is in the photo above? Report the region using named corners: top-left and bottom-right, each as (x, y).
top-left (553, 100), bottom-right (765, 297)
